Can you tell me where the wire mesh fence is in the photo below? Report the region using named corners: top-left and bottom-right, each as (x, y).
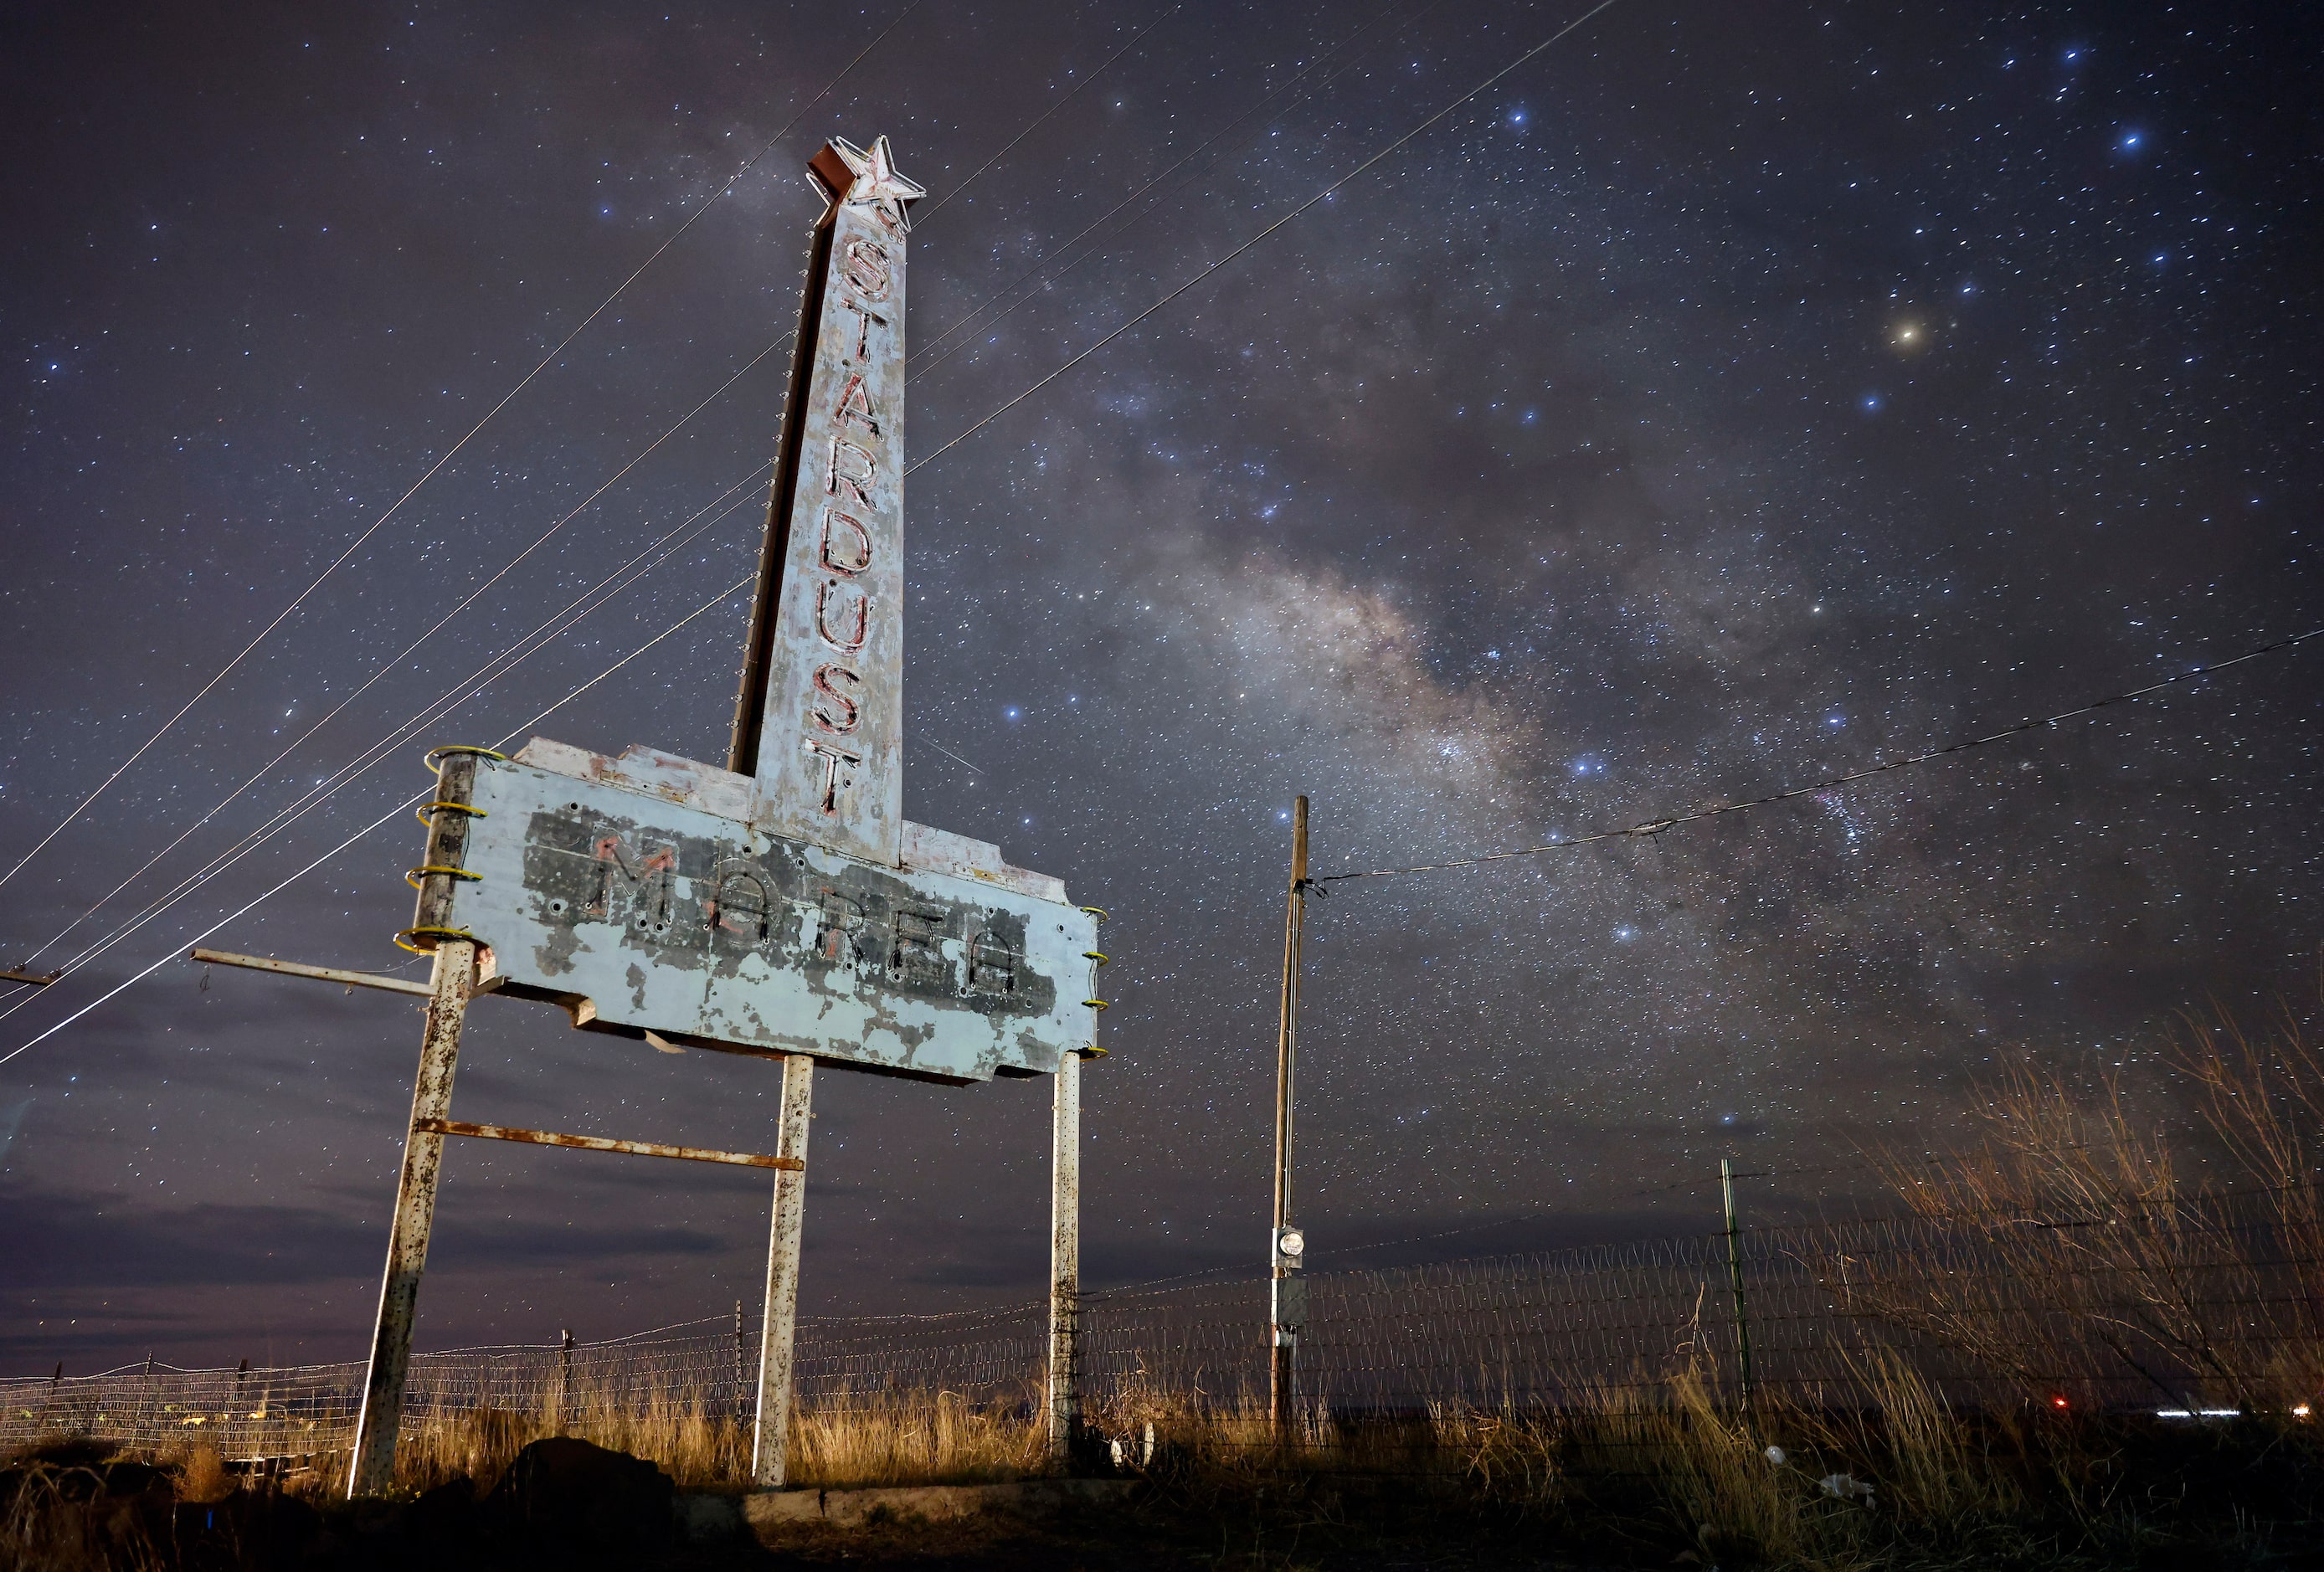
top-left (7, 1192), bottom-right (2318, 1466)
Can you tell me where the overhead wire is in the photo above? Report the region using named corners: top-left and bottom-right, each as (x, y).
top-left (0, 478), bottom-right (774, 1028)
top-left (11, 336), bottom-right (789, 978)
top-left (0, 572), bottom-right (758, 1068)
top-left (909, 3), bottom-right (1185, 230)
top-left (1314, 623), bottom-right (2324, 884)
top-left (907, 0), bottom-right (1442, 382)
top-left (905, 0), bottom-right (1628, 476)
top-left (0, 1), bottom-right (925, 897)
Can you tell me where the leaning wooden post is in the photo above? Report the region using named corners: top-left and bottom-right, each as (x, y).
top-left (1046, 1045), bottom-right (1082, 1469)
top-left (751, 1052), bottom-right (815, 1487)
top-left (347, 933), bottom-right (478, 1496)
top-left (349, 747), bottom-right (486, 1498)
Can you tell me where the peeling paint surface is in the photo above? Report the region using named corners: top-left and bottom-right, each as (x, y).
top-left (446, 755), bottom-right (1095, 1084)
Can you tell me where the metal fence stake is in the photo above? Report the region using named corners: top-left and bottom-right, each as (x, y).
top-left (751, 1052), bottom-right (815, 1487)
top-left (347, 935), bottom-right (478, 1498)
top-left (733, 1299), bottom-right (748, 1430)
top-left (1721, 1157), bottom-right (1755, 1410)
top-left (557, 1328), bottom-right (573, 1428)
top-left (1047, 1045), bottom-right (1082, 1470)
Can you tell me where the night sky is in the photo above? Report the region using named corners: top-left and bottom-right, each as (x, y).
top-left (6, 0), bottom-right (2321, 1372)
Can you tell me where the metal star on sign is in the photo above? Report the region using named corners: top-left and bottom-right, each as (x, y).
top-left (828, 134), bottom-right (924, 231)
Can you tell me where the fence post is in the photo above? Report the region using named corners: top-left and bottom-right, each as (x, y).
top-left (751, 1052), bottom-right (815, 1487)
top-left (1047, 1045), bottom-right (1082, 1470)
top-left (1720, 1158), bottom-right (1755, 1410)
top-left (557, 1329), bottom-right (573, 1429)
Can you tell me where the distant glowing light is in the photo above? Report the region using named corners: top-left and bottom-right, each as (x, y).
top-left (1613, 926), bottom-right (1638, 942)
top-left (1005, 706), bottom-right (1021, 720)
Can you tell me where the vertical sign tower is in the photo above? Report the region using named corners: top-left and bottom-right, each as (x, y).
top-left (732, 136), bottom-right (922, 860)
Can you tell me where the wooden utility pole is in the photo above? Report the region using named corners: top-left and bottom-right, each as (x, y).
top-left (1046, 1045), bottom-right (1082, 1469)
top-left (1269, 797), bottom-right (1309, 1432)
top-left (751, 1053), bottom-right (815, 1486)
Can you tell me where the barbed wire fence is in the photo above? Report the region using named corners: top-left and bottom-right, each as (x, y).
top-left (7, 1193), bottom-right (2317, 1470)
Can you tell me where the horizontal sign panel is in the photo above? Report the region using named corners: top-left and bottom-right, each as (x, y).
top-left (442, 754), bottom-right (1098, 1084)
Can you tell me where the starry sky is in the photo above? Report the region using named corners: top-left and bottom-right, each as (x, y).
top-left (5, 0), bottom-right (2321, 1371)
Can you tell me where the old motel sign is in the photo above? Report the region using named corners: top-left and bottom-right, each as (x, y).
top-left (349, 136), bottom-right (1101, 1495)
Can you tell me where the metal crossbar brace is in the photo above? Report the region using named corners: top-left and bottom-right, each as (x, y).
top-left (414, 1116), bottom-right (802, 1171)
top-left (190, 947), bottom-right (434, 998)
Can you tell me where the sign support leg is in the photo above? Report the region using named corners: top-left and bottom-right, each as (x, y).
top-left (1046, 1047), bottom-right (1082, 1470)
top-left (752, 1052), bottom-right (815, 1487)
top-left (347, 937), bottom-right (477, 1498)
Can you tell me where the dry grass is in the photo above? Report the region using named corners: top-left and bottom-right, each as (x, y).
top-left (353, 1380), bottom-right (1052, 1498)
top-left (1833, 1006), bottom-right (2324, 1415)
top-left (15, 1014), bottom-right (2321, 1569)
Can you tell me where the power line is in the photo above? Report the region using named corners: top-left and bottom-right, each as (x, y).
top-left (907, 0), bottom-right (1441, 382)
top-left (1315, 623), bottom-right (2324, 885)
top-left (905, 0), bottom-right (1627, 476)
top-left (0, 475), bottom-right (774, 1023)
top-left (0, 3), bottom-right (923, 897)
top-left (11, 411), bottom-right (783, 982)
top-left (909, 4), bottom-right (1185, 230)
top-left (0, 574), bottom-right (758, 1067)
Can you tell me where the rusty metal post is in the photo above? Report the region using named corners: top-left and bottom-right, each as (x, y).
top-left (347, 934), bottom-right (479, 1498)
top-left (1269, 797), bottom-right (1309, 1434)
top-left (1046, 1046), bottom-right (1082, 1470)
top-left (750, 1052), bottom-right (815, 1487)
